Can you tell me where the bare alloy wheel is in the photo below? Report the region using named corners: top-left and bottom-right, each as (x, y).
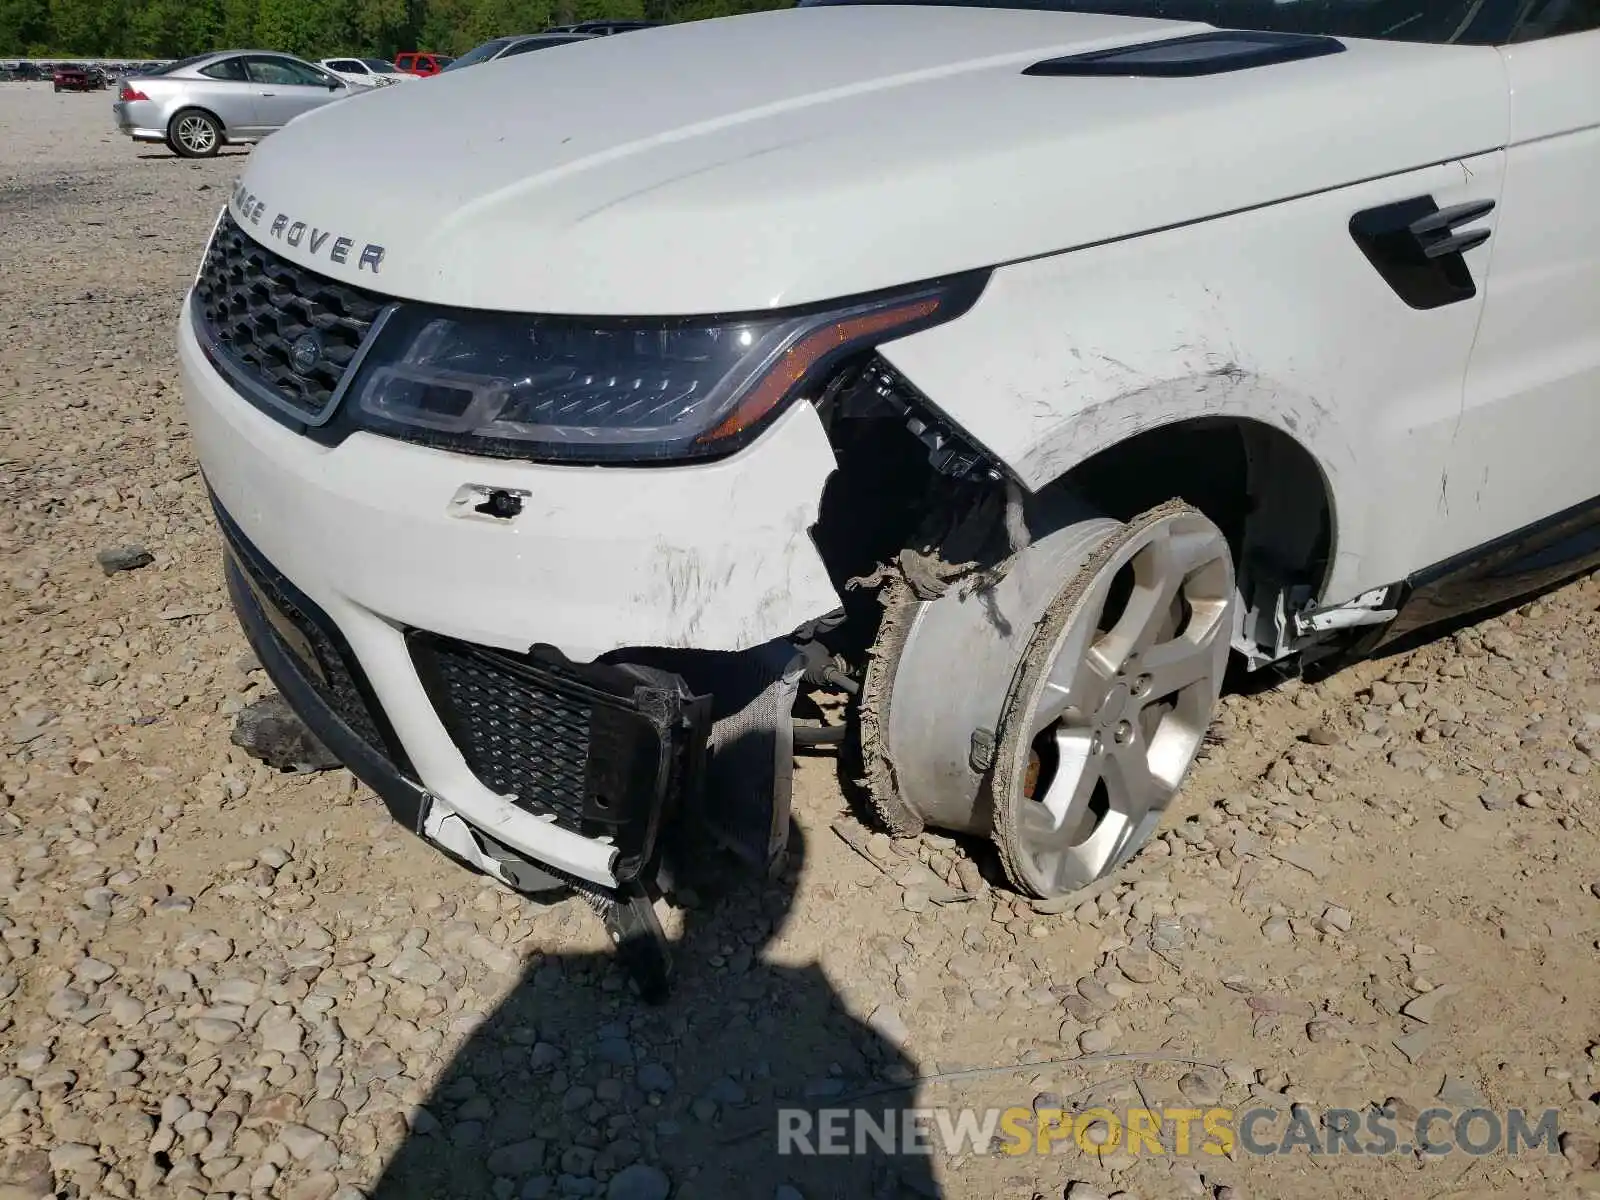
top-left (169, 110), bottom-right (221, 158)
top-left (991, 502), bottom-right (1235, 899)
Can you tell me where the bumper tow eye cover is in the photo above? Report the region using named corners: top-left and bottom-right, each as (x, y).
top-left (449, 483), bottom-right (530, 522)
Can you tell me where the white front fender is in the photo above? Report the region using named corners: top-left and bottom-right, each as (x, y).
top-left (876, 151), bottom-right (1506, 607)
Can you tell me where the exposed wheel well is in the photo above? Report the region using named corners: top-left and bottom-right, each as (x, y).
top-left (809, 365), bottom-right (1333, 672)
top-left (1049, 416), bottom-right (1334, 661)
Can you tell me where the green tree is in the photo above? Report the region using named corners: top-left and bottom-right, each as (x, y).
top-left (0, 0), bottom-right (49, 53)
top-left (4, 0), bottom-right (797, 60)
top-left (218, 0), bottom-right (256, 47)
top-left (253, 0), bottom-right (354, 56)
top-left (417, 0), bottom-right (469, 49)
top-left (351, 0), bottom-right (409, 56)
top-left (175, 0), bottom-right (224, 50)
top-left (498, 0), bottom-right (553, 42)
top-left (127, 0), bottom-right (216, 55)
top-left (48, 0), bottom-right (100, 50)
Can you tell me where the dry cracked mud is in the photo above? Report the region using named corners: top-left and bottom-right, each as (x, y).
top-left (2, 84), bottom-right (1599, 1200)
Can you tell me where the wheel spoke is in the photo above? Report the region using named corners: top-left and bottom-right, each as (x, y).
top-left (1099, 524), bottom-right (1228, 666)
top-left (1155, 523), bottom-right (1229, 591)
top-left (1095, 574), bottom-right (1166, 671)
top-left (1061, 806), bottom-right (1133, 883)
top-left (1028, 728), bottom-right (1100, 834)
top-left (1102, 727), bottom-right (1170, 826)
top-left (1136, 634), bottom-right (1216, 701)
top-left (1031, 649), bottom-right (1112, 737)
top-left (179, 118), bottom-right (214, 152)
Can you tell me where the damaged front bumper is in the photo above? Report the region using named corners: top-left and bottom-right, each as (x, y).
top-left (221, 500), bottom-right (717, 890)
top-left (218, 489), bottom-right (814, 895)
top-left (180, 303), bottom-right (842, 895)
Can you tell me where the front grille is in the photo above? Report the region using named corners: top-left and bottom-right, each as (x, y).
top-left (213, 498), bottom-right (410, 773)
top-left (411, 637), bottom-right (592, 829)
top-left (193, 210), bottom-right (388, 419)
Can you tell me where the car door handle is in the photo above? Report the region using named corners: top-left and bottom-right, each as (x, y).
top-left (1409, 199), bottom-right (1495, 259)
top-left (259, 91), bottom-right (276, 96)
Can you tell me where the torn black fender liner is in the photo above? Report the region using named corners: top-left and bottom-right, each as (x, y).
top-left (610, 639), bottom-right (807, 876)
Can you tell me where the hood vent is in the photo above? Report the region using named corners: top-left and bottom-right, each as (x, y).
top-left (1024, 30), bottom-right (1345, 77)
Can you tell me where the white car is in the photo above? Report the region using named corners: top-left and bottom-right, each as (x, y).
top-left (318, 57), bottom-right (413, 88)
top-left (178, 0), bottom-right (1600, 966)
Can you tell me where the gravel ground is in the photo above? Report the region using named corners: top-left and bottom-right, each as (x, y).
top-left (3, 83), bottom-right (1600, 1200)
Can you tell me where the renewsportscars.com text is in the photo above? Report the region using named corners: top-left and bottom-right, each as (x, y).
top-left (776, 1104), bottom-right (1563, 1158)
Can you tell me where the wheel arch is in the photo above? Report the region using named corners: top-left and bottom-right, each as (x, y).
top-left (1031, 406), bottom-right (1340, 666)
top-left (866, 349), bottom-right (1353, 663)
top-left (169, 105), bottom-right (227, 135)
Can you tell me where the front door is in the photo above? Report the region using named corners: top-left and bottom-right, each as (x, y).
top-left (243, 55), bottom-right (341, 130)
top-left (190, 54), bottom-right (262, 137)
top-left (1428, 13), bottom-right (1600, 570)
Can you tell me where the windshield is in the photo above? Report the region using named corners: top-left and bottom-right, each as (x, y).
top-left (794, 0), bottom-right (1511, 44)
top-left (441, 42), bottom-right (506, 70)
top-left (362, 58), bottom-right (399, 72)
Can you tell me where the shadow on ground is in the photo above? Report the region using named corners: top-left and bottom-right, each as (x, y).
top-left (369, 823), bottom-right (942, 1200)
top-left (135, 148), bottom-right (250, 159)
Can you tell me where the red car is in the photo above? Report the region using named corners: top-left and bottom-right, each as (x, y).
top-left (52, 63), bottom-right (101, 92)
top-left (393, 52), bottom-right (454, 76)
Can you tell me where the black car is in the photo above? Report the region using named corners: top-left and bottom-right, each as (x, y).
top-left (441, 33), bottom-right (596, 71)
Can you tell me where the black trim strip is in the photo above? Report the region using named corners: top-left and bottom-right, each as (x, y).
top-left (1367, 492), bottom-right (1600, 650)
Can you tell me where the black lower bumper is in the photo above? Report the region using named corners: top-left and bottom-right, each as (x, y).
top-left (224, 541), bottom-right (431, 834)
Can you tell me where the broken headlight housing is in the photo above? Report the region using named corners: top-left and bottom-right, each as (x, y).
top-left (342, 274), bottom-right (987, 464)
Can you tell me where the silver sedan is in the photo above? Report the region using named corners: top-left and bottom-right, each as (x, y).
top-left (111, 50), bottom-right (356, 158)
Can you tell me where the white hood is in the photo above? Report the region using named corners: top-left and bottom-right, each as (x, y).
top-left (232, 5), bottom-right (1507, 315)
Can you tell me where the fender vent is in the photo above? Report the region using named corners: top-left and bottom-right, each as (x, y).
top-left (1024, 30), bottom-right (1345, 78)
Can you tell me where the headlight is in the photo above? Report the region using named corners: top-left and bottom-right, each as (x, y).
top-left (341, 275), bottom-right (986, 463)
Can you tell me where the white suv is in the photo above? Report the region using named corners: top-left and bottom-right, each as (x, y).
top-left (178, 1), bottom-right (1600, 924)
top-left (318, 57), bottom-right (414, 88)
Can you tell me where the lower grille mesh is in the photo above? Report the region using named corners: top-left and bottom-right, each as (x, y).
top-left (411, 637), bottom-right (591, 829)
